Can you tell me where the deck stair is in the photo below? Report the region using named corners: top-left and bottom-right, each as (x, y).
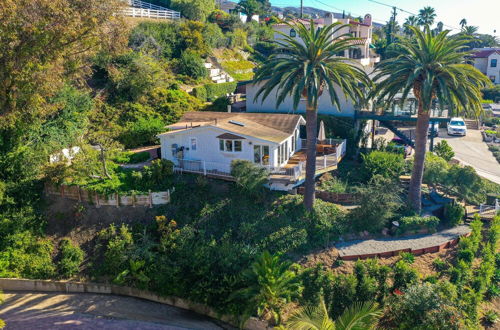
top-left (379, 120), bottom-right (414, 147)
top-left (204, 62), bottom-right (234, 84)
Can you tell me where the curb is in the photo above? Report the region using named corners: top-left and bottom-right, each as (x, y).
top-left (0, 278), bottom-right (268, 330)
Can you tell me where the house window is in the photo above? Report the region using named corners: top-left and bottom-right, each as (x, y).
top-left (190, 138), bottom-right (197, 151)
top-left (219, 139), bottom-right (242, 152)
top-left (491, 59), bottom-right (498, 67)
top-left (254, 145), bottom-right (269, 165)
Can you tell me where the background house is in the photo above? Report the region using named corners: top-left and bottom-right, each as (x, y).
top-left (470, 48), bottom-right (500, 84)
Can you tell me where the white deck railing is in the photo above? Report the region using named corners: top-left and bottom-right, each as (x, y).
top-left (479, 199), bottom-right (500, 218)
top-left (122, 7), bottom-right (180, 20)
top-left (173, 139), bottom-right (347, 182)
top-left (126, 0), bottom-right (169, 10)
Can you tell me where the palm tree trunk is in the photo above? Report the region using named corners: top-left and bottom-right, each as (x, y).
top-left (304, 104), bottom-right (318, 210)
top-left (408, 101), bottom-right (430, 213)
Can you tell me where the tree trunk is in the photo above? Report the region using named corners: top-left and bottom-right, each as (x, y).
top-left (99, 145), bottom-right (112, 179)
top-left (408, 101), bottom-right (430, 213)
top-left (304, 103), bottom-right (318, 210)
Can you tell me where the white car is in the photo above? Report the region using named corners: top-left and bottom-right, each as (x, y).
top-left (447, 117), bottom-right (467, 136)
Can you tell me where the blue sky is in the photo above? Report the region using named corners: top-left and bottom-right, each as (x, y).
top-left (270, 0), bottom-right (499, 35)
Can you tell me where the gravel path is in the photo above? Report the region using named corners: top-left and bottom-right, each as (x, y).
top-left (336, 225), bottom-right (471, 258)
top-left (0, 292), bottom-right (229, 330)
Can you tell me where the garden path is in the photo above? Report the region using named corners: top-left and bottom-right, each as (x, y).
top-left (336, 225), bottom-right (471, 259)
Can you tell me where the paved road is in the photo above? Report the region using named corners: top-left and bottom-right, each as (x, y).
top-left (435, 129), bottom-right (500, 184)
top-left (0, 292), bottom-right (228, 330)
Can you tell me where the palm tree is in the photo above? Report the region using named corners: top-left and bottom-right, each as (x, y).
top-left (417, 6), bottom-right (436, 26)
top-left (233, 251), bottom-right (302, 325)
top-left (403, 16), bottom-right (419, 36)
top-left (462, 25), bottom-right (479, 36)
top-left (253, 20), bottom-right (370, 210)
top-left (284, 298), bottom-right (382, 329)
top-left (372, 26), bottom-right (491, 212)
top-left (459, 18), bottom-right (467, 30)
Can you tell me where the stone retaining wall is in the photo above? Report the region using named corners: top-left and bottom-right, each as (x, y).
top-left (45, 184), bottom-right (173, 208)
top-left (0, 278), bottom-right (268, 330)
top-left (297, 187), bottom-right (358, 204)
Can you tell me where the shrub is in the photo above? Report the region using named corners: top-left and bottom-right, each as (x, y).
top-left (484, 310), bottom-right (499, 325)
top-left (397, 215), bottom-right (440, 234)
top-left (129, 151), bottom-right (151, 164)
top-left (423, 153), bottom-right (449, 186)
top-left (318, 175), bottom-right (348, 193)
top-left (434, 140), bottom-right (455, 161)
top-left (392, 260), bottom-right (419, 290)
top-left (443, 203), bottom-right (465, 226)
top-left (119, 116), bottom-right (164, 148)
top-left (96, 224), bottom-right (135, 277)
top-left (58, 239), bottom-right (84, 278)
top-left (193, 81), bottom-right (237, 102)
top-left (432, 258), bottom-right (447, 271)
top-left (230, 160), bottom-right (267, 197)
top-left (350, 175), bottom-right (403, 233)
top-left (178, 50), bottom-right (207, 79)
top-left (400, 252), bottom-right (415, 264)
top-left (361, 150), bottom-right (405, 181)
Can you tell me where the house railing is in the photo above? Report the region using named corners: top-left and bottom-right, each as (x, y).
top-left (479, 199), bottom-right (500, 218)
top-left (126, 0), bottom-right (169, 10)
top-left (122, 7), bottom-right (181, 20)
top-left (173, 139), bottom-right (347, 182)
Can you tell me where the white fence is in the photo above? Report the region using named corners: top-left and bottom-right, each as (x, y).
top-left (127, 0), bottom-right (168, 10)
top-left (174, 139), bottom-right (347, 182)
top-left (479, 199), bottom-right (500, 219)
top-left (122, 7), bottom-right (180, 20)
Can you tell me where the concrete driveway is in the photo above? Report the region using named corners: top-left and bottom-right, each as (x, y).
top-left (435, 129), bottom-right (500, 184)
top-left (0, 292), bottom-right (229, 330)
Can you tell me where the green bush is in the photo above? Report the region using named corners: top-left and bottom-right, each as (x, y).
top-left (361, 150), bottom-right (405, 181)
top-left (178, 50), bottom-right (207, 79)
top-left (432, 258), bottom-right (447, 271)
top-left (230, 160), bottom-right (268, 197)
top-left (392, 260), bottom-right (419, 290)
top-left (443, 203), bottom-right (465, 226)
top-left (434, 140), bottom-right (455, 161)
top-left (119, 116), bottom-right (164, 148)
top-left (398, 215), bottom-right (440, 234)
top-left (400, 252), bottom-right (415, 264)
top-left (193, 81), bottom-right (237, 101)
top-left (58, 239), bottom-right (84, 278)
top-left (129, 152), bottom-right (151, 163)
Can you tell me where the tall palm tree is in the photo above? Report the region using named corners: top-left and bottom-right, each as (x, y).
top-left (403, 16), bottom-right (419, 36)
top-left (459, 18), bottom-right (467, 30)
top-left (253, 20), bottom-right (370, 210)
top-left (417, 6), bottom-right (436, 26)
top-left (233, 251), bottom-right (302, 325)
top-left (462, 25), bottom-right (479, 36)
top-left (284, 298), bottom-right (382, 330)
top-left (372, 26), bottom-right (491, 212)
top-left (236, 0), bottom-right (261, 23)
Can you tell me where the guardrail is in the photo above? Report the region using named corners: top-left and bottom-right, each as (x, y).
top-left (126, 0), bottom-right (168, 10)
top-left (122, 7), bottom-right (180, 20)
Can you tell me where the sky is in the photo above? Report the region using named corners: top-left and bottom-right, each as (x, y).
top-left (270, 0), bottom-right (500, 35)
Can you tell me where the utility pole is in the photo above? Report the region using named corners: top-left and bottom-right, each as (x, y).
top-left (387, 6), bottom-right (397, 45)
top-left (300, 0), bottom-right (303, 18)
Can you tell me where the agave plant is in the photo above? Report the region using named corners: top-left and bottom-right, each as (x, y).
top-left (253, 20), bottom-right (370, 210)
top-left (372, 26), bottom-right (491, 212)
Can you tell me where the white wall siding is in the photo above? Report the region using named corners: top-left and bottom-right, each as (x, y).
top-left (246, 81), bottom-right (356, 117)
top-left (486, 53), bottom-right (500, 84)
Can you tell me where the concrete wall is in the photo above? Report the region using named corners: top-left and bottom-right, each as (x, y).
top-left (474, 57), bottom-right (488, 74)
top-left (0, 278), bottom-right (269, 330)
top-left (246, 81), bottom-right (357, 117)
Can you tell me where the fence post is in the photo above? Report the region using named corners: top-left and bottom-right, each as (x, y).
top-left (116, 192), bottom-right (120, 208)
top-left (149, 190), bottom-right (152, 208)
top-left (323, 155), bottom-right (327, 168)
top-left (203, 161), bottom-right (207, 176)
top-left (77, 187), bottom-right (81, 202)
top-left (95, 194), bottom-right (100, 208)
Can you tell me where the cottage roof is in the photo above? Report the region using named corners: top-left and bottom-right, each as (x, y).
top-left (160, 112), bottom-right (304, 144)
top-left (470, 49), bottom-right (500, 58)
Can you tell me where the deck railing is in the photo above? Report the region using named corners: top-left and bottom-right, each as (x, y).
top-left (173, 139), bottom-right (347, 182)
top-left (479, 199), bottom-right (500, 218)
top-left (122, 7), bottom-right (180, 20)
top-left (126, 0), bottom-right (169, 10)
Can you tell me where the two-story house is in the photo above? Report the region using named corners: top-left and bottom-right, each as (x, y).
top-left (470, 48), bottom-right (500, 84)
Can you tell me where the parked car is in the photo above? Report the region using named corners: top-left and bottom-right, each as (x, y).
top-left (428, 122), bottom-right (440, 137)
top-left (447, 117), bottom-right (467, 136)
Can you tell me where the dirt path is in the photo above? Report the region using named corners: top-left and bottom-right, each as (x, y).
top-left (0, 292), bottom-right (230, 330)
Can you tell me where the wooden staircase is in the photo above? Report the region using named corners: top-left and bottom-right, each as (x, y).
top-left (464, 119), bottom-right (479, 130)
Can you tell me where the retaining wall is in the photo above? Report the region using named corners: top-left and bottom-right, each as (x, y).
top-left (0, 278), bottom-right (268, 330)
top-left (45, 184), bottom-right (173, 208)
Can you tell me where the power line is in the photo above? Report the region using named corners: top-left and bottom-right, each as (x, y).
top-left (308, 0), bottom-right (386, 24)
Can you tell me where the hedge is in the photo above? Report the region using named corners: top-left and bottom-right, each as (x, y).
top-left (193, 82), bottom-right (237, 102)
top-left (398, 215), bottom-right (440, 234)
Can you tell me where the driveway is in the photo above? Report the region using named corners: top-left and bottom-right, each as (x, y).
top-left (435, 129), bottom-right (500, 184)
top-left (0, 292), bottom-right (229, 330)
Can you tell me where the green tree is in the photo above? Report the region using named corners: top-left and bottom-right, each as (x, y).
top-left (170, 0), bottom-right (214, 21)
top-left (417, 6), bottom-right (436, 26)
top-left (434, 140), bottom-right (455, 161)
top-left (372, 26), bottom-right (491, 212)
top-left (230, 160), bottom-right (268, 197)
top-left (233, 251), bottom-right (302, 325)
top-left (361, 150), bottom-right (405, 181)
top-left (178, 50), bottom-right (208, 79)
top-left (253, 20), bottom-right (370, 210)
top-left (236, 0), bottom-right (261, 23)
top-left (459, 18), bottom-right (467, 30)
top-left (284, 298), bottom-right (381, 330)
top-left (403, 16), bottom-right (419, 36)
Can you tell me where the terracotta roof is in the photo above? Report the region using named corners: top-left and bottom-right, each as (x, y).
top-left (273, 18), bottom-right (325, 27)
top-left (471, 49), bottom-right (500, 58)
top-left (161, 111), bottom-right (304, 144)
top-left (348, 19), bottom-right (371, 27)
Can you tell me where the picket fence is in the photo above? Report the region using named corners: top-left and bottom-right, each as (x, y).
top-left (45, 184), bottom-right (173, 208)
